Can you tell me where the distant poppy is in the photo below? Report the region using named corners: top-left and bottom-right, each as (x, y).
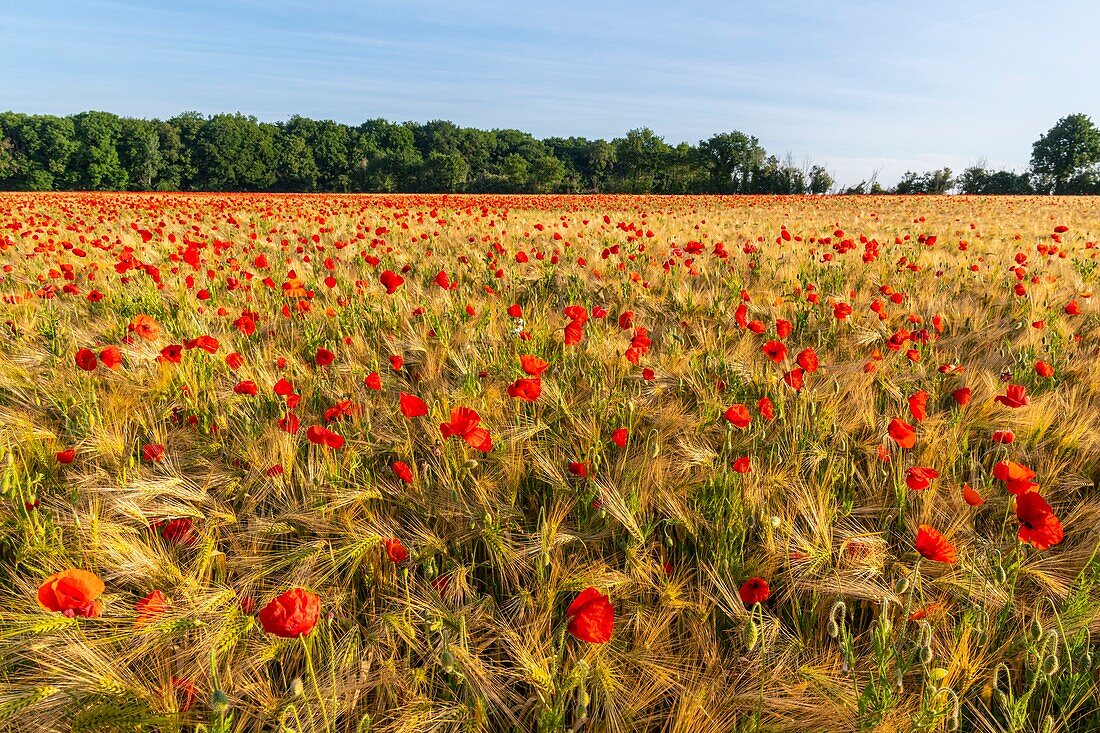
top-left (365, 371), bottom-right (382, 390)
top-left (723, 404), bottom-right (751, 429)
top-left (440, 407), bottom-right (492, 452)
top-left (520, 354), bottom-right (550, 376)
top-left (507, 376), bottom-right (542, 402)
top-left (142, 443), bottom-right (166, 462)
top-left (1034, 361), bottom-right (1054, 378)
top-left (380, 270), bottom-right (404, 294)
top-left (56, 448), bottom-right (76, 464)
top-left (994, 384), bottom-right (1029, 409)
top-left (315, 347), bottom-right (335, 366)
top-left (762, 339), bottom-right (787, 363)
top-left (75, 348), bottom-right (97, 371)
top-left (962, 483), bottom-right (985, 506)
top-left (611, 428), bottom-right (628, 448)
top-left (392, 461), bottom-right (413, 483)
top-left (952, 387), bottom-right (972, 406)
top-left (732, 456), bottom-right (752, 473)
top-left (796, 348), bottom-right (819, 373)
top-left (908, 391), bottom-right (929, 422)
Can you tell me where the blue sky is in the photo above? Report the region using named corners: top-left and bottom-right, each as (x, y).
top-left (3, 0), bottom-right (1098, 186)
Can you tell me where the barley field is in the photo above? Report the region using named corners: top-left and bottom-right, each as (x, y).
top-left (1, 192), bottom-right (1099, 733)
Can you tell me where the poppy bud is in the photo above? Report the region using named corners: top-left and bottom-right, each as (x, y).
top-left (212, 689), bottom-right (229, 712)
top-left (742, 619), bottom-right (759, 650)
top-left (993, 565), bottom-right (1007, 584)
top-left (440, 649), bottom-right (455, 674)
top-left (1029, 618), bottom-right (1044, 643)
top-left (1041, 654), bottom-right (1059, 676)
top-left (928, 667), bottom-right (948, 682)
top-left (919, 646), bottom-right (933, 665)
top-left (290, 677), bottom-right (304, 697)
top-left (893, 574), bottom-right (911, 595)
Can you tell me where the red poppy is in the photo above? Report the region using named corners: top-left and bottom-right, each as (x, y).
top-left (99, 346), bottom-right (122, 370)
top-left (568, 461), bottom-right (588, 478)
top-left (75, 348), bottom-right (97, 371)
top-left (158, 344), bottom-right (183, 364)
top-left (365, 371), bottom-right (382, 390)
top-left (225, 352), bottom-right (244, 370)
top-left (278, 413), bottom-right (300, 434)
top-left (315, 347), bottom-right (335, 366)
top-left (566, 587), bottom-right (614, 644)
top-left (611, 428), bottom-right (628, 448)
top-left (993, 460), bottom-right (1038, 495)
top-left (159, 518), bottom-right (196, 546)
top-left (732, 456), bottom-right (752, 473)
top-left (399, 393), bottom-right (428, 418)
top-left (38, 569), bottom-right (105, 618)
top-left (994, 384), bottom-right (1029, 409)
top-left (258, 588), bottom-right (320, 638)
top-left (795, 347), bottom-right (819, 373)
top-left (273, 378), bottom-right (294, 397)
top-left (991, 430), bottom-right (1015, 444)
top-left (128, 314), bottom-right (160, 341)
top-left (520, 354), bottom-right (549, 376)
top-left (135, 590), bottom-right (168, 625)
top-left (738, 576), bottom-right (771, 605)
top-left (908, 391), bottom-right (929, 422)
top-left (142, 443), bottom-right (166, 462)
top-left (915, 525), bottom-right (956, 564)
top-left (905, 466), bottom-right (939, 491)
top-left (952, 387), bottom-right (972, 406)
top-left (723, 404), bottom-right (751, 429)
top-left (962, 483), bottom-right (985, 507)
top-left (306, 425), bottom-right (344, 449)
top-left (507, 303), bottom-right (522, 318)
top-left (380, 270), bottom-right (404, 294)
top-left (1015, 492), bottom-right (1064, 550)
top-left (234, 380), bottom-right (259, 395)
top-left (1035, 361), bottom-right (1054, 378)
top-left (783, 367), bottom-right (804, 391)
top-left (390, 355), bottom-right (404, 371)
top-left (888, 418), bottom-right (916, 449)
top-left (762, 339), bottom-right (787, 363)
top-left (757, 397), bottom-right (775, 420)
top-left (384, 537), bottom-right (408, 563)
top-left (507, 376), bottom-right (542, 402)
top-left (392, 461), bottom-right (413, 483)
top-left (56, 448), bottom-right (76, 464)
top-left (440, 407), bottom-right (492, 452)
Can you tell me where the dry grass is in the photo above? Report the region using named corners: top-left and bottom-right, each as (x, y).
top-left (0, 192), bottom-right (1098, 732)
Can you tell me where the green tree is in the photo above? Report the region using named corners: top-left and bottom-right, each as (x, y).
top-left (275, 133), bottom-right (320, 191)
top-left (68, 111), bottom-right (128, 190)
top-left (119, 117), bottom-right (163, 190)
top-left (613, 128), bottom-right (671, 193)
top-left (193, 114), bottom-right (277, 191)
top-left (808, 165), bottom-right (834, 194)
top-left (698, 131), bottom-right (765, 193)
top-left (1030, 114), bottom-right (1100, 194)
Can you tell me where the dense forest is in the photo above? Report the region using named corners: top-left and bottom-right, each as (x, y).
top-left (1, 110), bottom-right (1098, 194)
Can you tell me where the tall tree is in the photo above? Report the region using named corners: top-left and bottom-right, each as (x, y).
top-left (1030, 114), bottom-right (1100, 194)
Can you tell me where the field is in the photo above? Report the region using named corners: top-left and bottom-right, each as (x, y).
top-left (1, 192), bottom-right (1099, 733)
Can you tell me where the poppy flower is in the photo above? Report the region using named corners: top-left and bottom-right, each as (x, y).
top-left (1065, 301), bottom-right (1081, 315)
top-left (796, 348), bottom-right (819, 373)
top-left (273, 378), bottom-right (294, 397)
top-left (384, 537), bottom-right (408, 563)
top-left (757, 397), bottom-right (775, 420)
top-left (75, 348), bottom-right (97, 371)
top-left (278, 413), bottom-right (300, 434)
top-left (723, 404), bottom-right (751, 429)
top-left (905, 466), bottom-right (939, 491)
top-left (738, 577), bottom-right (771, 605)
top-left (507, 376), bottom-right (542, 401)
top-left (234, 380), bottom-right (259, 395)
top-left (783, 367), bottom-right (804, 391)
top-left (135, 590), bottom-right (168, 626)
top-left (315, 347), bottom-right (335, 366)
top-left (994, 384), bottom-right (1029, 409)
top-left (991, 430), bottom-right (1015, 444)
top-left (566, 587), bottom-right (614, 644)
top-left (99, 346), bottom-right (122, 370)
top-left (128, 314), bottom-right (160, 341)
top-left (159, 518), bottom-right (196, 546)
top-left (365, 371), bottom-right (382, 390)
top-left (399, 393), bottom-right (428, 418)
top-left (993, 460), bottom-right (1038, 495)
top-left (380, 270), bottom-right (404, 294)
top-left (908, 391), bottom-right (929, 422)
top-left (142, 443), bottom-right (166, 462)
top-left (258, 588), bottom-right (320, 638)
top-left (225, 352), bottom-right (244, 370)
top-left (888, 418), bottom-right (916, 449)
top-left (158, 345), bottom-right (183, 364)
top-left (434, 271), bottom-right (451, 289)
top-left (440, 407), bottom-right (492, 452)
top-left (520, 354), bottom-right (549, 376)
top-left (915, 525), bottom-right (956, 564)
top-left (184, 335), bottom-right (219, 353)
top-left (390, 355), bottom-right (404, 371)
top-left (38, 569), bottom-right (105, 618)
top-left (1015, 492), bottom-right (1063, 549)
top-left (762, 340), bottom-right (787, 363)
top-left (952, 387), bottom-right (972, 406)
top-left (962, 483), bottom-right (985, 507)
top-left (568, 461), bottom-right (588, 478)
top-left (1034, 361), bottom-right (1054, 378)
top-left (732, 456), bottom-right (752, 473)
top-left (507, 303), bottom-right (522, 318)
top-left (306, 425), bottom-right (344, 449)
top-left (392, 461), bottom-right (413, 483)
top-left (611, 428), bottom-right (628, 448)
top-left (56, 448), bottom-right (76, 464)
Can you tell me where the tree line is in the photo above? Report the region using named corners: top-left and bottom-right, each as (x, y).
top-left (1, 110), bottom-right (1097, 194)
